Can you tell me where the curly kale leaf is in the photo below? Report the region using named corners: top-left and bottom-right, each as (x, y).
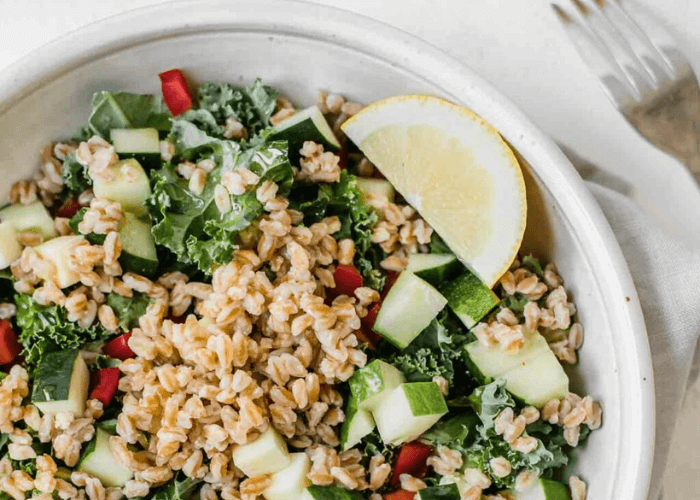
top-left (149, 119), bottom-right (293, 274)
top-left (61, 153), bottom-right (92, 196)
top-left (197, 79), bottom-right (280, 136)
top-left (106, 293), bottom-right (152, 331)
top-left (86, 92), bottom-right (171, 138)
top-left (14, 294), bottom-right (111, 367)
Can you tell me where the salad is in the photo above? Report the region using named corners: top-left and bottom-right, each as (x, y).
top-left (0, 69), bottom-right (600, 500)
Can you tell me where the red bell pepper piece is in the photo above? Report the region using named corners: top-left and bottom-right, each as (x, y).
top-left (159, 69), bottom-right (193, 116)
top-left (54, 199), bottom-right (83, 219)
top-left (332, 264), bottom-right (363, 296)
top-left (102, 332), bottom-right (135, 360)
top-left (383, 491), bottom-right (416, 500)
top-left (89, 367), bottom-right (120, 407)
top-left (391, 442), bottom-right (435, 487)
top-left (0, 320), bottom-right (21, 365)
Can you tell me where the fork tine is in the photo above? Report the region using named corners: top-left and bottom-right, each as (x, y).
top-left (551, 3), bottom-right (638, 110)
top-left (592, 0), bottom-right (672, 86)
top-left (614, 0), bottom-right (694, 80)
top-left (569, 0), bottom-right (655, 100)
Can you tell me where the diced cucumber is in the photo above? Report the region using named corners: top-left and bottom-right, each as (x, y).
top-left (302, 486), bottom-right (364, 500)
top-left (340, 395), bottom-right (375, 451)
top-left (406, 253), bottom-right (462, 286)
top-left (118, 212), bottom-right (158, 276)
top-left (32, 350), bottom-right (89, 416)
top-left (0, 222), bottom-right (22, 269)
top-left (349, 360), bottom-right (405, 411)
top-left (263, 453), bottom-right (311, 500)
top-left (0, 201), bottom-right (56, 240)
top-left (465, 330), bottom-right (551, 382)
top-left (501, 350), bottom-right (569, 407)
top-left (111, 128), bottom-right (160, 170)
top-left (270, 105), bottom-right (340, 163)
top-left (77, 428), bottom-right (133, 487)
top-left (373, 271), bottom-right (447, 349)
top-left (506, 478), bottom-right (571, 500)
top-left (416, 484), bottom-right (461, 500)
top-left (232, 427), bottom-right (291, 477)
top-left (356, 178), bottom-right (395, 203)
top-left (91, 159), bottom-right (151, 216)
top-left (373, 382), bottom-right (448, 445)
top-left (439, 269), bottom-right (499, 329)
top-left (35, 235), bottom-right (86, 289)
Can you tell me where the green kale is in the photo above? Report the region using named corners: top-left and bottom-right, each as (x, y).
top-left (69, 208), bottom-right (105, 244)
top-left (149, 119), bottom-right (293, 274)
top-left (86, 92), bottom-right (171, 138)
top-left (197, 79), bottom-right (280, 136)
top-left (106, 293), bottom-right (152, 331)
top-left (521, 255), bottom-right (544, 277)
top-left (61, 153), bottom-right (92, 196)
top-left (150, 473), bottom-right (202, 500)
top-left (421, 413), bottom-right (480, 451)
top-left (374, 310), bottom-right (472, 396)
top-left (14, 294), bottom-right (111, 367)
top-left (429, 232), bottom-right (453, 254)
top-left (289, 171), bottom-right (383, 290)
top-left (468, 379), bottom-right (515, 438)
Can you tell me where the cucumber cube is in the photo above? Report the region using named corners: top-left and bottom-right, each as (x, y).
top-left (0, 201), bottom-right (57, 240)
top-left (111, 128), bottom-right (160, 154)
top-left (416, 484), bottom-right (461, 500)
top-left (340, 396), bottom-right (376, 451)
top-left (356, 178), bottom-right (395, 203)
top-left (506, 478), bottom-right (571, 500)
top-left (91, 159), bottom-right (151, 216)
top-left (465, 330), bottom-right (551, 382)
top-left (373, 271), bottom-right (447, 349)
top-left (439, 270), bottom-right (499, 329)
top-left (232, 427), bottom-right (291, 478)
top-left (118, 212), bottom-right (158, 275)
top-left (78, 428), bottom-right (133, 487)
top-left (263, 453), bottom-right (311, 500)
top-left (269, 105), bottom-right (340, 164)
top-left (406, 253), bottom-right (462, 286)
top-left (373, 382), bottom-right (448, 445)
top-left (32, 350), bottom-right (90, 416)
top-left (0, 222), bottom-right (22, 269)
top-left (349, 360), bottom-right (405, 411)
top-left (34, 235), bottom-right (86, 289)
top-left (501, 350), bottom-right (569, 408)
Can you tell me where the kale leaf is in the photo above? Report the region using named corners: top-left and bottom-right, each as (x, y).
top-left (106, 293), bottom-right (152, 331)
top-left (197, 79), bottom-right (280, 136)
top-left (87, 92), bottom-right (171, 138)
top-left (149, 119), bottom-right (293, 274)
top-left (150, 473), bottom-right (202, 500)
top-left (468, 379), bottom-right (515, 438)
top-left (61, 153), bottom-right (92, 196)
top-left (14, 294), bottom-right (111, 367)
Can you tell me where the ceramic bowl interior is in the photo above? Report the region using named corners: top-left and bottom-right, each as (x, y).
top-left (0, 2), bottom-right (654, 498)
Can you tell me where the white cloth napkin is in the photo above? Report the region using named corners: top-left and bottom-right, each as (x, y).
top-left (584, 181), bottom-right (700, 500)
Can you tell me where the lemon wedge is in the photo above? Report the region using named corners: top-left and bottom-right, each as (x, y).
top-left (341, 95), bottom-right (526, 288)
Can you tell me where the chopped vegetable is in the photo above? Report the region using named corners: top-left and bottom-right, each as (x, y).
top-left (332, 264), bottom-right (363, 297)
top-left (89, 367), bottom-right (120, 407)
top-left (390, 441), bottom-right (435, 487)
top-left (159, 69), bottom-right (193, 116)
top-left (102, 333), bottom-right (135, 360)
top-left (0, 320), bottom-right (21, 365)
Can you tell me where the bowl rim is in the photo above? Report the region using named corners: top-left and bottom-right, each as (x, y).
top-left (0, 1), bottom-right (655, 497)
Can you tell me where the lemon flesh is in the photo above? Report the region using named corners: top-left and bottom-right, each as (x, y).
top-left (342, 95), bottom-right (526, 287)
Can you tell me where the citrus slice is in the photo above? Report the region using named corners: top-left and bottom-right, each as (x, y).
top-left (341, 95), bottom-right (526, 288)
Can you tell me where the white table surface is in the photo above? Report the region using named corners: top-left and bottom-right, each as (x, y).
top-left (1, 0), bottom-right (699, 497)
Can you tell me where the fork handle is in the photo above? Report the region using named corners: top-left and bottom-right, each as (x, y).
top-left (626, 75), bottom-right (700, 183)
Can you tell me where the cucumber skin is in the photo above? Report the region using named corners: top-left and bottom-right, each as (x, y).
top-left (118, 152), bottom-right (160, 171)
top-left (439, 272), bottom-right (499, 329)
top-left (306, 486), bottom-right (364, 500)
top-left (413, 258), bottom-right (463, 287)
top-left (32, 350), bottom-right (80, 403)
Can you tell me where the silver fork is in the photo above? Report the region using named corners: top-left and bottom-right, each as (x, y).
top-left (552, 0), bottom-right (700, 182)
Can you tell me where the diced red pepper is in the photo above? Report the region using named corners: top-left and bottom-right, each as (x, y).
top-left (383, 490), bottom-right (416, 500)
top-left (332, 264), bottom-right (363, 296)
top-left (102, 332), bottom-right (135, 360)
top-left (159, 69), bottom-right (193, 116)
top-left (391, 442), bottom-right (435, 487)
top-left (54, 199), bottom-right (83, 219)
top-left (0, 320), bottom-right (21, 365)
top-left (89, 367), bottom-right (120, 407)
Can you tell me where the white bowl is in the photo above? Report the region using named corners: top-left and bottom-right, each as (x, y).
top-left (0, 1), bottom-right (654, 498)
